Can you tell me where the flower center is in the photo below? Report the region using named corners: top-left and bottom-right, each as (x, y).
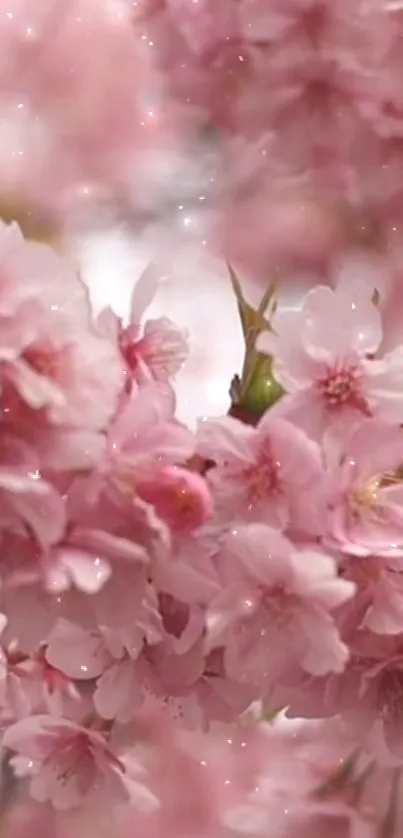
top-left (119, 327), bottom-right (140, 372)
top-left (349, 478), bottom-right (380, 515)
top-left (260, 585), bottom-right (296, 626)
top-left (23, 342), bottom-right (60, 379)
top-left (317, 364), bottom-right (369, 413)
top-left (54, 734), bottom-right (93, 786)
top-left (244, 453), bottom-right (278, 503)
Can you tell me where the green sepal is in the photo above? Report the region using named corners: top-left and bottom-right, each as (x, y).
top-left (228, 264), bottom-right (284, 418)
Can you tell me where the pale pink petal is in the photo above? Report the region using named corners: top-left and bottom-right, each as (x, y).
top-left (97, 306), bottom-right (120, 343)
top-left (363, 347), bottom-right (403, 423)
top-left (110, 382), bottom-right (179, 451)
top-left (302, 285), bottom-right (382, 359)
top-left (339, 420), bottom-right (403, 483)
top-left (197, 416), bottom-right (254, 463)
top-left (129, 263), bottom-right (161, 325)
top-left (3, 715), bottom-right (77, 760)
top-left (69, 528), bottom-right (148, 565)
top-left (30, 763), bottom-right (89, 810)
top-left (297, 610), bottom-right (350, 676)
top-left (46, 622), bottom-right (113, 680)
top-left (33, 428), bottom-right (106, 472)
top-left (155, 537), bottom-right (221, 605)
top-left (140, 317), bottom-right (189, 379)
top-left (224, 524), bottom-right (292, 586)
top-left (52, 548), bottom-right (112, 594)
top-left (0, 469), bottom-right (66, 546)
top-left (271, 387), bottom-right (332, 441)
top-left (363, 573), bottom-right (403, 635)
top-left (94, 659), bottom-right (143, 722)
top-left (205, 587), bottom-right (259, 651)
top-left (291, 550), bottom-right (355, 609)
top-left (258, 309), bottom-right (319, 389)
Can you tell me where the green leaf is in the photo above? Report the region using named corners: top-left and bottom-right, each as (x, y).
top-left (228, 263), bottom-right (269, 345)
top-left (228, 264), bottom-right (283, 417)
top-left (258, 279), bottom-right (277, 319)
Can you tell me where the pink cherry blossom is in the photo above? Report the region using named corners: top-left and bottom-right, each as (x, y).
top-left (3, 714), bottom-right (136, 810)
top-left (44, 598), bottom-right (204, 726)
top-left (333, 633), bottom-right (403, 764)
top-left (342, 555), bottom-right (403, 636)
top-left (45, 620), bottom-right (163, 725)
top-left (0, 395), bottom-right (107, 473)
top-left (5, 4), bottom-right (403, 833)
top-left (271, 633), bottom-right (403, 768)
top-left (74, 381), bottom-right (194, 510)
top-left (259, 280), bottom-right (403, 439)
top-left (0, 221), bottom-right (123, 431)
top-left (206, 524), bottom-right (354, 690)
top-left (99, 264), bottom-right (189, 387)
top-left (324, 419), bottom-right (403, 557)
top-left (197, 413), bottom-right (325, 534)
top-left (125, 317), bottom-right (189, 383)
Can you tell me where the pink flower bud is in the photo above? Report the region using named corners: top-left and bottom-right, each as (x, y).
top-left (139, 465), bottom-right (214, 532)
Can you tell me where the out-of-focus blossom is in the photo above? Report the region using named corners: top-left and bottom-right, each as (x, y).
top-left (0, 0), bottom-right (189, 226)
top-left (6, 5), bottom-right (403, 836)
top-left (3, 714), bottom-right (152, 811)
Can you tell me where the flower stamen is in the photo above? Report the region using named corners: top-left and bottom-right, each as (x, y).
top-left (244, 453), bottom-right (278, 503)
top-left (317, 363), bottom-right (370, 415)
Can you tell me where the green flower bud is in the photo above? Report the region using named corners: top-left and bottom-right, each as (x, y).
top-left (243, 372), bottom-right (284, 416)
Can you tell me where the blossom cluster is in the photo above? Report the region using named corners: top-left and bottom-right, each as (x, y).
top-left (132, 0), bottom-right (403, 281)
top-left (0, 0), bottom-right (187, 227)
top-left (0, 218), bottom-right (402, 837)
top-left (5, 0), bottom-right (403, 254)
top-left (3, 1), bottom-right (403, 837)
